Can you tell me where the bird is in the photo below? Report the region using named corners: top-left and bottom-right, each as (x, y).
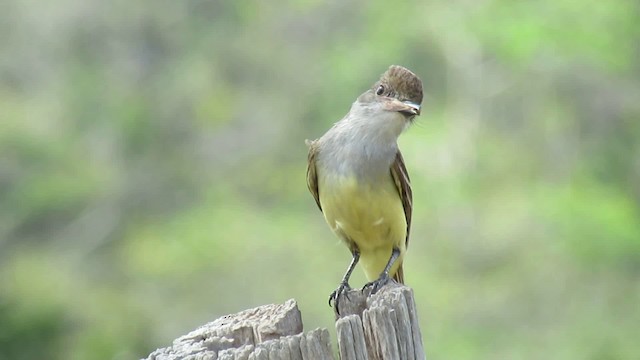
top-left (306, 65), bottom-right (422, 311)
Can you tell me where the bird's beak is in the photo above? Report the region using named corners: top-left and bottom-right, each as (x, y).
top-left (403, 101), bottom-right (421, 116)
top-left (384, 98), bottom-right (421, 116)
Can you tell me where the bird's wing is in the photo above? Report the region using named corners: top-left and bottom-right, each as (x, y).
top-left (306, 140), bottom-right (322, 212)
top-left (390, 150), bottom-right (413, 246)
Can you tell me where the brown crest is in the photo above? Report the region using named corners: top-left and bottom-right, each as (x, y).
top-left (373, 65), bottom-right (423, 106)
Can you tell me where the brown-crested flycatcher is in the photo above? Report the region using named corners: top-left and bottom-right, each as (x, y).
top-left (306, 65), bottom-right (422, 310)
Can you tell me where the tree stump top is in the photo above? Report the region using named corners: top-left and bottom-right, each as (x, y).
top-left (144, 284), bottom-right (424, 360)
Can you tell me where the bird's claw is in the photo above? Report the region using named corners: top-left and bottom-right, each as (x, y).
top-left (328, 281), bottom-right (352, 313)
top-left (362, 273), bottom-right (391, 295)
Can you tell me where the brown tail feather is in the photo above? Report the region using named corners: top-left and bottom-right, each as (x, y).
top-left (393, 263), bottom-right (404, 284)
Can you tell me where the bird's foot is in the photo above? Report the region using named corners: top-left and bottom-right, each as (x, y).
top-left (362, 273), bottom-right (391, 295)
top-left (328, 281), bottom-right (352, 313)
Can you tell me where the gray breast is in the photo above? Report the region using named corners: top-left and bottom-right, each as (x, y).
top-left (317, 132), bottom-right (397, 183)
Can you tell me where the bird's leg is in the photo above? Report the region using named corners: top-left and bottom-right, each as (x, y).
top-left (329, 251), bottom-right (360, 313)
top-left (362, 247), bottom-right (400, 295)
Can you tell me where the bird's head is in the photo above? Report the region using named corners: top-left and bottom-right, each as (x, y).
top-left (370, 65), bottom-right (423, 118)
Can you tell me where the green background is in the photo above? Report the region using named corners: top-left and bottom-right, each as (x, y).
top-left (1, 0), bottom-right (639, 359)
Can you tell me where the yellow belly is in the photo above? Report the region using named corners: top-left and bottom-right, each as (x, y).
top-left (319, 174), bottom-right (406, 281)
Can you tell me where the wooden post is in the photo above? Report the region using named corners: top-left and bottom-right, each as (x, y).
top-left (143, 284), bottom-right (424, 360)
top-left (335, 283), bottom-right (425, 360)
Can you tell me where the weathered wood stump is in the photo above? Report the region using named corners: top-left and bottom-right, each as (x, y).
top-left (335, 283), bottom-right (425, 360)
top-left (144, 284), bottom-right (424, 360)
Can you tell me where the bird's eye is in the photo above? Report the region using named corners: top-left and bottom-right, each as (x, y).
top-left (376, 85), bottom-right (385, 95)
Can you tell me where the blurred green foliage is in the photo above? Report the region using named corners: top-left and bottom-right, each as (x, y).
top-left (1, 0), bottom-right (639, 359)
